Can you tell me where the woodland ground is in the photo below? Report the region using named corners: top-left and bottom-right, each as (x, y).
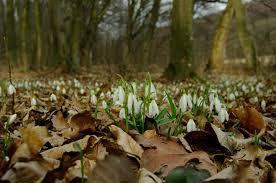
top-left (0, 67), bottom-right (275, 183)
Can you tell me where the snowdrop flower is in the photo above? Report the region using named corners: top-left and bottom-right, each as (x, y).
top-left (31, 98), bottom-right (37, 106)
top-left (80, 88), bottom-right (85, 95)
top-left (187, 94), bottom-right (193, 109)
top-left (8, 114), bottom-right (17, 125)
top-left (209, 100), bottom-right (214, 112)
top-left (242, 85), bottom-right (247, 93)
top-left (209, 93), bottom-right (215, 103)
top-left (134, 100), bottom-right (142, 115)
top-left (90, 95), bottom-right (97, 105)
top-left (261, 100), bottom-right (266, 111)
top-left (218, 108), bottom-right (228, 123)
top-left (145, 82), bottom-right (157, 98)
top-left (106, 91), bottom-right (111, 98)
top-left (119, 108), bottom-right (126, 119)
top-left (214, 98), bottom-right (221, 114)
top-left (192, 94), bottom-right (197, 104)
top-left (102, 101), bottom-right (107, 109)
top-left (100, 92), bottom-right (105, 98)
top-left (117, 86), bottom-right (125, 106)
top-left (148, 100), bottom-right (159, 118)
top-left (187, 119), bottom-right (197, 132)
top-left (62, 88), bottom-right (66, 94)
top-left (127, 93), bottom-right (138, 114)
top-left (179, 94), bottom-right (188, 113)
top-left (56, 85), bottom-right (61, 91)
top-left (224, 109), bottom-right (229, 122)
top-left (8, 84), bottom-right (16, 95)
top-left (229, 93), bottom-right (235, 101)
top-left (50, 94), bottom-right (57, 102)
top-left (218, 109), bottom-right (225, 123)
top-left (131, 82), bottom-right (137, 94)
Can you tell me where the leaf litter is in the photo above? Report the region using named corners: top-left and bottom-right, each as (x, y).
top-left (0, 75), bottom-right (275, 183)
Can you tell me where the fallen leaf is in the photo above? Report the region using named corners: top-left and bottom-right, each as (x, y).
top-left (20, 126), bottom-right (49, 154)
top-left (52, 111), bottom-right (69, 131)
top-left (232, 106), bottom-right (266, 133)
top-left (41, 135), bottom-right (91, 159)
top-left (87, 155), bottom-right (138, 183)
top-left (109, 125), bottom-right (144, 159)
top-left (138, 168), bottom-right (162, 183)
top-left (1, 161), bottom-right (48, 183)
top-left (69, 111), bottom-right (96, 133)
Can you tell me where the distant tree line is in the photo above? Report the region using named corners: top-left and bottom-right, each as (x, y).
top-left (0, 0), bottom-right (274, 78)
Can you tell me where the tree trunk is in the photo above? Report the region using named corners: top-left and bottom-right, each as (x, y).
top-left (164, 0), bottom-right (194, 79)
top-left (34, 0), bottom-right (42, 70)
top-left (141, 0), bottom-right (161, 70)
top-left (0, 0), bottom-right (5, 63)
top-left (233, 0), bottom-right (258, 73)
top-left (20, 0), bottom-right (28, 71)
top-left (69, 3), bottom-right (80, 72)
top-left (5, 0), bottom-right (17, 65)
top-left (208, 0), bottom-right (234, 71)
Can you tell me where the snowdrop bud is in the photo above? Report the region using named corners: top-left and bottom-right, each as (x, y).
top-left (56, 85), bottom-right (60, 91)
top-left (214, 98), bottom-right (221, 114)
top-left (148, 100), bottom-right (159, 118)
top-left (187, 119), bottom-right (197, 132)
top-left (261, 100), bottom-right (266, 111)
top-left (8, 84), bottom-right (16, 95)
top-left (0, 86), bottom-right (2, 96)
top-left (31, 98), bottom-right (37, 106)
top-left (242, 85), bottom-right (247, 92)
top-left (119, 108), bottom-right (126, 119)
top-left (8, 114), bottom-right (17, 125)
top-left (218, 109), bottom-right (225, 123)
top-left (102, 101), bottom-right (107, 109)
top-left (179, 94), bottom-right (188, 113)
top-left (50, 94), bottom-right (57, 102)
top-left (90, 95), bottom-right (97, 105)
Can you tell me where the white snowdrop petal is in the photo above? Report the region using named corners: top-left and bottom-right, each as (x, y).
top-left (187, 119), bottom-right (197, 132)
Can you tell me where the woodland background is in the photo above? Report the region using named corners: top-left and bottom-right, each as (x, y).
top-left (0, 0), bottom-right (275, 78)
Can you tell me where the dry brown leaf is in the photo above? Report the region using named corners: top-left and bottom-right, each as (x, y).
top-left (65, 158), bottom-right (96, 182)
top-left (69, 111), bottom-right (96, 132)
top-left (109, 125), bottom-right (144, 159)
top-left (52, 111), bottom-right (69, 131)
top-left (41, 135), bottom-right (91, 159)
top-left (138, 168), bottom-right (162, 183)
top-left (132, 134), bottom-right (217, 177)
top-left (232, 106), bottom-right (266, 133)
top-left (1, 161), bottom-right (48, 183)
top-left (87, 155), bottom-right (138, 183)
top-left (20, 126), bottom-right (49, 154)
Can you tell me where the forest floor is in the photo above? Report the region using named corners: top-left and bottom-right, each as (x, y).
top-left (0, 70), bottom-right (275, 183)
